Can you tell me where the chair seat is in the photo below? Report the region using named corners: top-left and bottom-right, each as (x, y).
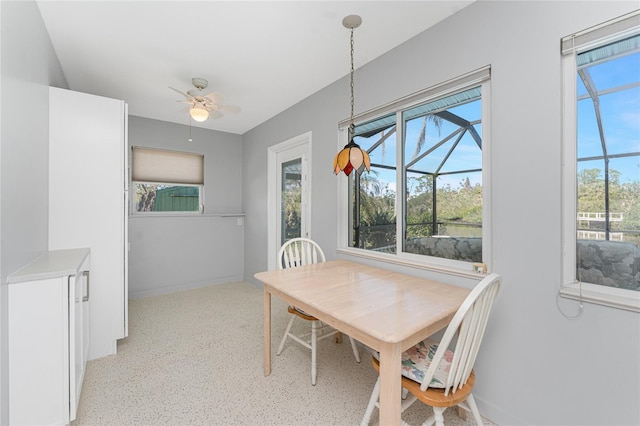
top-left (373, 338), bottom-right (454, 388)
top-left (371, 356), bottom-right (476, 408)
top-left (287, 305), bottom-right (317, 321)
top-left (401, 338), bottom-right (455, 388)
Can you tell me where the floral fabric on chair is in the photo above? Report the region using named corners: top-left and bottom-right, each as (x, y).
top-left (401, 338), bottom-right (454, 388)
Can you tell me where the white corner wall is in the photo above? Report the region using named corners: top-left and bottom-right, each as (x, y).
top-left (0, 1), bottom-right (68, 422)
top-left (242, 2), bottom-right (640, 425)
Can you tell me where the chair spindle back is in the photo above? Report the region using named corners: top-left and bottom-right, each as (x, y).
top-left (420, 273), bottom-right (502, 396)
top-left (278, 238), bottom-right (326, 270)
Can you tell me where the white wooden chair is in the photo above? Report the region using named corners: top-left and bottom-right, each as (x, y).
top-left (360, 273), bottom-right (502, 426)
top-left (276, 238), bottom-right (361, 385)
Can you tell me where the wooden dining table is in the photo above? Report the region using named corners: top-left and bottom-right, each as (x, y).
top-left (255, 259), bottom-right (470, 426)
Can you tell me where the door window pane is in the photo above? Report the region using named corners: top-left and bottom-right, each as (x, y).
top-left (281, 158), bottom-right (302, 243)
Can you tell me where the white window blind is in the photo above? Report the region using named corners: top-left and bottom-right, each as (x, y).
top-left (561, 10), bottom-right (639, 55)
top-left (132, 147), bottom-right (204, 184)
top-left (338, 65), bottom-right (490, 130)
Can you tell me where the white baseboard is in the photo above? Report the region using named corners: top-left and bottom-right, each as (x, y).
top-left (128, 275), bottom-right (244, 299)
top-left (475, 394), bottom-right (527, 426)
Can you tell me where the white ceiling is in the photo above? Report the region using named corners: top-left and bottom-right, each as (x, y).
top-left (36, 1), bottom-right (474, 135)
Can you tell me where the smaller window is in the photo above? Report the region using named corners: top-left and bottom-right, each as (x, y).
top-left (131, 147), bottom-right (204, 214)
top-left (561, 10), bottom-right (640, 311)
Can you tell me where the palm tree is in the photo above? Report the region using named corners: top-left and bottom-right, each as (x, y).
top-left (411, 115), bottom-right (443, 161)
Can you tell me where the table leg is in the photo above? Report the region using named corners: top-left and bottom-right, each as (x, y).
top-left (264, 289), bottom-right (272, 376)
top-left (378, 343), bottom-right (402, 426)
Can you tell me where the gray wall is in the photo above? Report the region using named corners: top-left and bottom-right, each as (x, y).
top-left (242, 1), bottom-right (640, 425)
top-left (1, 1), bottom-right (638, 425)
top-left (127, 117), bottom-right (244, 298)
top-left (0, 1), bottom-right (67, 422)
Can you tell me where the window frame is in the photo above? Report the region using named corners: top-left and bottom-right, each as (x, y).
top-left (130, 146), bottom-right (205, 216)
top-left (337, 67), bottom-right (492, 278)
top-left (560, 11), bottom-right (640, 312)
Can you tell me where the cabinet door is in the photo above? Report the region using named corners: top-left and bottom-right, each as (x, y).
top-left (49, 87), bottom-right (128, 360)
top-left (8, 277), bottom-right (70, 425)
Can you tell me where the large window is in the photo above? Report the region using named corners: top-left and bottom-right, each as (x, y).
top-left (339, 67), bottom-right (491, 274)
top-left (561, 11), bottom-right (640, 311)
top-left (131, 147), bottom-right (204, 214)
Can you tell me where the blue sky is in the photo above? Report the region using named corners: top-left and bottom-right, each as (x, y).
top-left (356, 46), bottom-right (639, 195)
top-left (577, 48), bottom-right (640, 183)
top-left (355, 98), bottom-right (482, 196)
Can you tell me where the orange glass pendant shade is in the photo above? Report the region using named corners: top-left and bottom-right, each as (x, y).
top-left (333, 141), bottom-right (371, 176)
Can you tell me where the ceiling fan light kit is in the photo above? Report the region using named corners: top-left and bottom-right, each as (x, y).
top-left (189, 104), bottom-right (209, 122)
top-left (169, 77), bottom-right (240, 126)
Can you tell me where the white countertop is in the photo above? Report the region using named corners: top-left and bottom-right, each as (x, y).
top-left (7, 248), bottom-right (90, 284)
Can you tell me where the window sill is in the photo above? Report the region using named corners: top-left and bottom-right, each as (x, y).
top-left (130, 213), bottom-right (245, 218)
top-left (336, 247), bottom-right (485, 279)
top-left (560, 282), bottom-right (640, 313)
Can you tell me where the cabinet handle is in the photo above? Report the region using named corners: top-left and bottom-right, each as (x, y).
top-left (82, 271), bottom-right (90, 302)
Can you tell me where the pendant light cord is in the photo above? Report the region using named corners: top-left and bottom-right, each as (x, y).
top-left (349, 26), bottom-right (355, 141)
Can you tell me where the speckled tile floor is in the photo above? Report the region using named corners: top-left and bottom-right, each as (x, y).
top-left (73, 281), bottom-right (496, 426)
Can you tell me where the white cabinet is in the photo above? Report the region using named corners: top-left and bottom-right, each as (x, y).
top-left (7, 249), bottom-right (90, 425)
top-left (49, 87), bottom-right (129, 360)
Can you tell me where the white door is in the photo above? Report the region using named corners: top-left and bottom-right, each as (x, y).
top-left (267, 133), bottom-right (312, 270)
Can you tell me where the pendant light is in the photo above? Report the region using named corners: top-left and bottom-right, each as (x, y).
top-left (333, 15), bottom-right (370, 176)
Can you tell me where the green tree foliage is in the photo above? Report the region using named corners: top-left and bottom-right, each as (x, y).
top-left (437, 177), bottom-right (482, 224)
top-left (578, 167), bottom-right (640, 245)
top-left (356, 172), bottom-right (396, 250)
top-left (405, 174), bottom-right (482, 238)
top-left (282, 170), bottom-right (302, 240)
top-left (357, 172), bottom-right (484, 249)
top-left (405, 174), bottom-right (433, 237)
top-left (354, 111), bottom-right (484, 249)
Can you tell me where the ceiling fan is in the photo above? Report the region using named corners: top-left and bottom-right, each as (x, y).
top-left (169, 77), bottom-right (240, 122)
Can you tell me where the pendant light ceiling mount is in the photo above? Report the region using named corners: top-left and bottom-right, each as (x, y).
top-left (333, 14), bottom-right (370, 177)
top-left (342, 14), bottom-right (362, 30)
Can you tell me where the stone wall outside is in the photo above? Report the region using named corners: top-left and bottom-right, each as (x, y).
top-left (405, 237), bottom-right (639, 291)
top-left (405, 237), bottom-right (482, 263)
top-left (577, 240), bottom-right (639, 290)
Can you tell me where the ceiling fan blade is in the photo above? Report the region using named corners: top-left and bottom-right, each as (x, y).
top-left (221, 104), bottom-right (241, 113)
top-left (169, 86), bottom-right (194, 100)
top-left (203, 91), bottom-right (224, 104)
top-left (187, 89), bottom-right (208, 98)
top-left (208, 110), bottom-right (224, 119)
